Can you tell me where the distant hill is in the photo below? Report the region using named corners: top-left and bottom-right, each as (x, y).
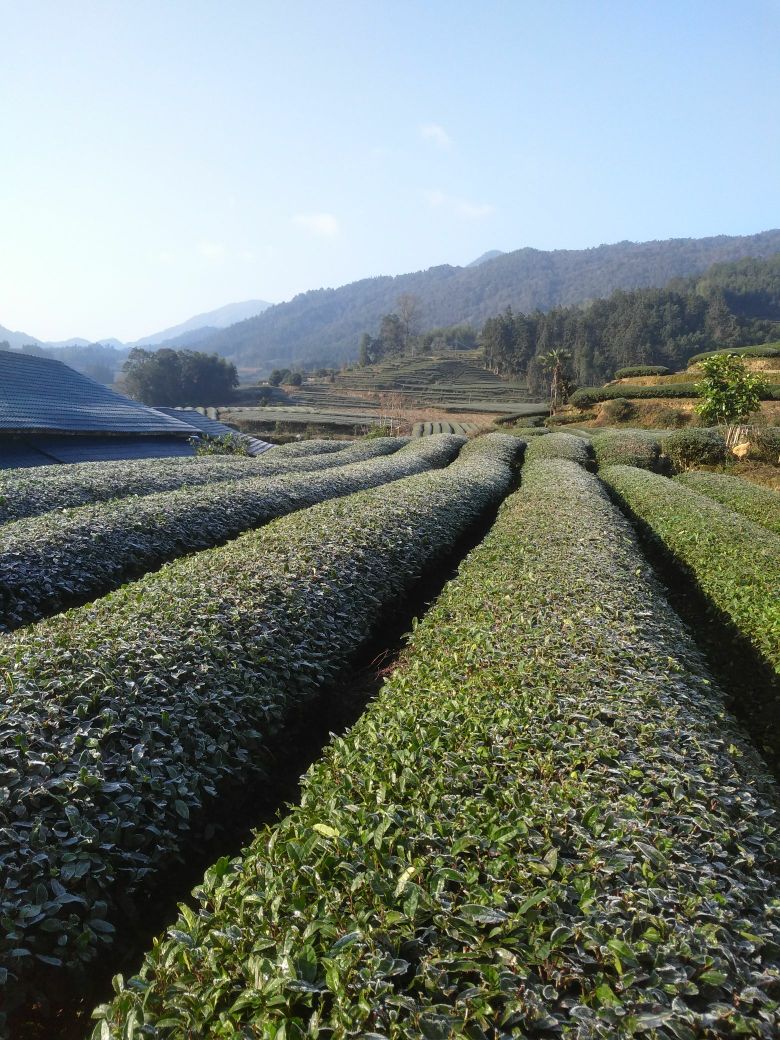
top-left (193, 230), bottom-right (780, 373)
top-left (134, 299), bottom-right (273, 347)
top-left (467, 250), bottom-right (505, 267)
top-left (0, 323), bottom-right (43, 349)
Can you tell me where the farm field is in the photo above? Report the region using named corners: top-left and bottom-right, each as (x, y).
top-left (0, 429), bottom-right (778, 1039)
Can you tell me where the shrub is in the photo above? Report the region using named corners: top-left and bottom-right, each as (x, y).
top-left (0, 440), bottom-right (381, 524)
top-left (660, 427), bottom-right (727, 470)
top-left (94, 459), bottom-right (780, 1038)
top-left (674, 471), bottom-right (780, 536)
top-left (524, 431), bottom-right (593, 466)
top-left (191, 433), bottom-right (250, 456)
top-left (571, 382), bottom-right (779, 409)
top-left (591, 429), bottom-right (662, 471)
top-left (599, 397), bottom-right (635, 423)
top-left (0, 435), bottom-right (522, 1018)
top-left (688, 343), bottom-right (780, 365)
top-left (749, 425), bottom-right (780, 463)
top-left (0, 437), bottom-right (465, 630)
top-left (613, 365), bottom-right (670, 378)
top-left (653, 406), bottom-right (689, 428)
top-left (601, 464), bottom-right (780, 674)
top-left (694, 354), bottom-right (769, 428)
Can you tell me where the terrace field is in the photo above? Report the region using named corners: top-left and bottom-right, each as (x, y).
top-left (0, 427), bottom-right (778, 1039)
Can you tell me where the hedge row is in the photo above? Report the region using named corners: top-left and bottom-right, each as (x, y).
top-left (0, 438), bottom-right (397, 525)
top-left (590, 429), bottom-right (663, 471)
top-left (0, 436), bottom-right (466, 631)
top-left (658, 428), bottom-right (727, 469)
top-left (0, 433), bottom-right (523, 1024)
top-left (675, 470), bottom-right (780, 536)
top-left (94, 459), bottom-right (780, 1038)
top-left (524, 430), bottom-right (594, 466)
top-left (601, 465), bottom-right (780, 674)
top-left (688, 343), bottom-right (780, 364)
top-left (571, 382), bottom-right (780, 408)
top-left (613, 365), bottom-right (670, 378)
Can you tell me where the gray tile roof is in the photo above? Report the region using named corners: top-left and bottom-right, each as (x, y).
top-left (153, 407), bottom-right (275, 455)
top-left (0, 352), bottom-right (200, 435)
top-left (0, 435), bottom-right (198, 469)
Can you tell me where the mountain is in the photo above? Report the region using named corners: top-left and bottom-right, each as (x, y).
top-left (133, 299), bottom-right (272, 347)
top-left (192, 230), bottom-right (780, 372)
top-left (0, 324), bottom-right (43, 349)
top-left (467, 249), bottom-right (505, 267)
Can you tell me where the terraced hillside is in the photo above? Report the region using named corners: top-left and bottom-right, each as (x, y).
top-left (337, 353), bottom-right (545, 413)
top-left (0, 429), bottom-right (778, 1039)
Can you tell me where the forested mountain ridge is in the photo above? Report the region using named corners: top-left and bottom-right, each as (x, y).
top-left (481, 253), bottom-right (780, 390)
top-left (194, 229), bottom-right (780, 371)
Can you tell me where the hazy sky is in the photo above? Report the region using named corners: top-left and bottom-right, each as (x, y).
top-left (2, 0), bottom-right (779, 342)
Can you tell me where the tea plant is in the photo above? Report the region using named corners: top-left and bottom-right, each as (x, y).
top-left (94, 459), bottom-right (780, 1038)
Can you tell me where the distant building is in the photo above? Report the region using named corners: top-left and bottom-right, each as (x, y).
top-left (0, 351), bottom-right (270, 469)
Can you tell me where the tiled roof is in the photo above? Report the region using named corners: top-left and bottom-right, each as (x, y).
top-left (0, 435), bottom-right (198, 469)
top-left (0, 352), bottom-right (199, 435)
top-left (153, 407), bottom-right (275, 455)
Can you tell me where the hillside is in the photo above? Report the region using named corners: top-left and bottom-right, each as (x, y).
top-left (194, 229), bottom-right (780, 372)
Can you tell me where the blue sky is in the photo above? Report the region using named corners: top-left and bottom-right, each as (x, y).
top-left (2, 0), bottom-right (779, 341)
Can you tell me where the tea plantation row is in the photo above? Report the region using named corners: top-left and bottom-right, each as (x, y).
top-left (0, 438), bottom-right (379, 524)
top-left (93, 458), bottom-right (780, 1038)
top-left (0, 435), bottom-right (464, 630)
top-left (0, 434), bottom-right (522, 1024)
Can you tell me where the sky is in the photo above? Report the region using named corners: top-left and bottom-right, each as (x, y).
top-left (1, 0), bottom-right (779, 342)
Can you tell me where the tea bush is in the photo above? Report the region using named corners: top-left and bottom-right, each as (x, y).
top-left (591, 430), bottom-right (663, 471)
top-left (94, 459), bottom-right (780, 1038)
top-left (674, 471), bottom-right (780, 536)
top-left (0, 436), bottom-right (465, 630)
top-left (601, 464), bottom-right (780, 674)
top-left (659, 428), bottom-right (727, 470)
top-left (0, 434), bottom-right (522, 1021)
top-left (0, 438), bottom-right (395, 524)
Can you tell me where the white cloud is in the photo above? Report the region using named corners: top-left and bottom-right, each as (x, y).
top-left (425, 190), bottom-right (495, 220)
top-left (197, 241), bottom-right (227, 262)
top-left (292, 212), bottom-right (340, 237)
top-left (420, 123), bottom-right (453, 148)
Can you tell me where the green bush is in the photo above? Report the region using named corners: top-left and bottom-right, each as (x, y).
top-left (0, 435), bottom-right (522, 1019)
top-left (688, 343), bottom-right (780, 365)
top-left (591, 429), bottom-right (662, 471)
top-left (524, 431), bottom-right (593, 466)
top-left (191, 433), bottom-right (250, 456)
top-left (0, 440), bottom-right (363, 524)
top-left (674, 471), bottom-right (780, 536)
top-left (601, 464), bottom-right (780, 675)
top-left (94, 459), bottom-right (780, 1038)
top-left (749, 426), bottom-right (780, 463)
top-left (570, 382), bottom-right (779, 409)
top-left (599, 397), bottom-right (636, 423)
top-left (660, 428), bottom-right (727, 470)
top-left (613, 365), bottom-right (670, 378)
top-left (0, 437), bottom-right (464, 630)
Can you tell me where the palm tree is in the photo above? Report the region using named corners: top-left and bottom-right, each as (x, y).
top-left (539, 350), bottom-right (572, 414)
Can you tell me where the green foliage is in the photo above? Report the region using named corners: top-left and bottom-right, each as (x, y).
top-left (94, 458), bottom-right (780, 1038)
top-left (591, 429), bottom-right (663, 471)
top-left (191, 433), bottom-right (250, 456)
top-left (0, 435), bottom-right (521, 1018)
top-left (674, 471), bottom-right (780, 536)
top-left (659, 428), bottom-right (727, 470)
top-left (0, 438), bottom-right (431, 629)
top-left (122, 347), bottom-right (238, 406)
top-left (0, 440), bottom-right (357, 524)
top-left (694, 353), bottom-right (769, 427)
top-left (601, 465), bottom-right (780, 674)
top-left (688, 342), bottom-right (780, 364)
top-left (524, 431), bottom-right (593, 466)
top-left (192, 233), bottom-right (780, 370)
top-left (600, 397), bottom-right (636, 423)
top-left (613, 365), bottom-right (670, 378)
